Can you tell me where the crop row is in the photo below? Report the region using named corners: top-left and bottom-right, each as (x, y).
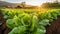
top-left (1, 9), bottom-right (60, 34)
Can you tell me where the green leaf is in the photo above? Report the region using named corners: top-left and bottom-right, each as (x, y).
top-left (34, 26), bottom-right (46, 34)
top-left (6, 19), bottom-right (15, 29)
top-left (8, 26), bottom-right (26, 34)
top-left (39, 19), bottom-right (50, 26)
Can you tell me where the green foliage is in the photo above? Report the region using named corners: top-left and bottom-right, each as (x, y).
top-left (39, 19), bottom-right (50, 26)
top-left (1, 9), bottom-right (60, 34)
top-left (9, 26), bottom-right (26, 34)
top-left (34, 26), bottom-right (46, 34)
top-left (41, 3), bottom-right (60, 8)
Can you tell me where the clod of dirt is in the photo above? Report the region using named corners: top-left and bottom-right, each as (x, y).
top-left (0, 21), bottom-right (2, 26)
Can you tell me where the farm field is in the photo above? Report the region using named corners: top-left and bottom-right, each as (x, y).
top-left (0, 8), bottom-right (60, 34)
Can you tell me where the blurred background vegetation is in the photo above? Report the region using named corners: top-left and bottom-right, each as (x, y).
top-left (0, 0), bottom-right (60, 9)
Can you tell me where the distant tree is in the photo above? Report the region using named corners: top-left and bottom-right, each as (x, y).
top-left (16, 6), bottom-right (22, 8)
top-left (54, 0), bottom-right (58, 3)
top-left (21, 2), bottom-right (26, 7)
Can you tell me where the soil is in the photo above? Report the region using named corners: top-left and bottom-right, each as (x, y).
top-left (46, 16), bottom-right (60, 34)
top-left (0, 10), bottom-right (11, 34)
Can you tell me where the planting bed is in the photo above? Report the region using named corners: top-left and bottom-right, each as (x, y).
top-left (0, 11), bottom-right (11, 34)
top-left (46, 16), bottom-right (60, 34)
top-left (1, 12), bottom-right (60, 34)
top-left (0, 9), bottom-right (60, 34)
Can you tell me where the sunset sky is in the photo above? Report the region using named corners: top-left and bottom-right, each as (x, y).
top-left (0, 0), bottom-right (60, 6)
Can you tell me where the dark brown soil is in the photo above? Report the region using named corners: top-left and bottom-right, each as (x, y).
top-left (46, 16), bottom-right (60, 34)
top-left (0, 11), bottom-right (11, 34)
